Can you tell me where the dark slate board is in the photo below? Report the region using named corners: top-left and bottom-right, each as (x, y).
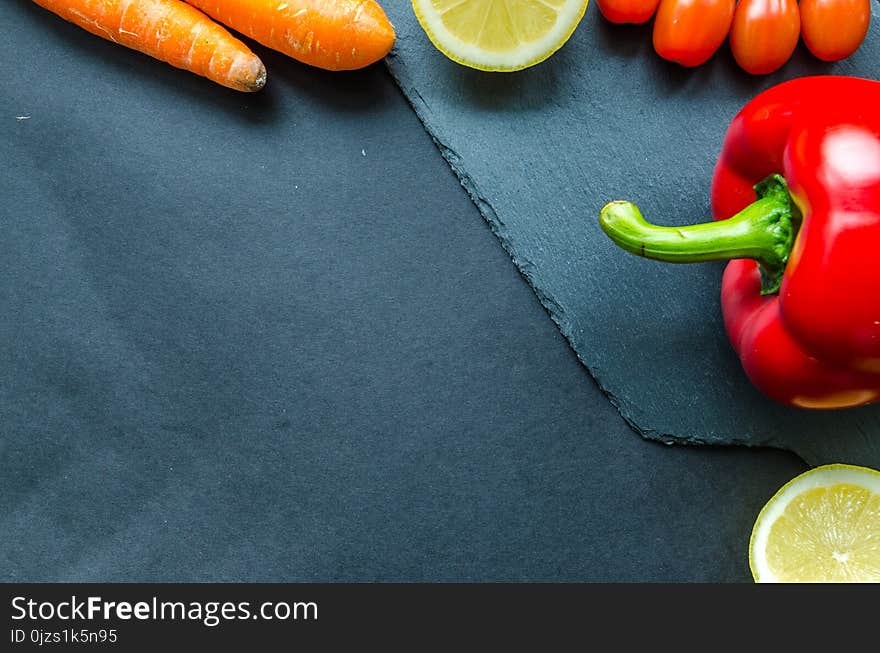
top-left (384, 4), bottom-right (880, 467)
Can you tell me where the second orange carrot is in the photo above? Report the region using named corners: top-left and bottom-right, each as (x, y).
top-left (185, 0), bottom-right (395, 71)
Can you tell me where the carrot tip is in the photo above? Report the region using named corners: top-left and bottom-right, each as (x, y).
top-left (230, 54), bottom-right (267, 92)
top-left (250, 62), bottom-right (268, 92)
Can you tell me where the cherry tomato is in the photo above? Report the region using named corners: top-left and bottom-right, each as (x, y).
top-left (729, 0), bottom-right (800, 75)
top-left (800, 0), bottom-right (871, 62)
top-left (596, 0), bottom-right (662, 23)
top-left (653, 0), bottom-right (736, 67)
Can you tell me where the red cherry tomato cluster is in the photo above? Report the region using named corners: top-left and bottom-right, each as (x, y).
top-left (595, 0), bottom-right (872, 74)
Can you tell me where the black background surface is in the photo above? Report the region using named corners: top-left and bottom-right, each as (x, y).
top-left (2, 1), bottom-right (804, 582)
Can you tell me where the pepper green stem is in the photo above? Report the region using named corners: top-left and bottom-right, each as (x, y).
top-left (598, 175), bottom-right (799, 295)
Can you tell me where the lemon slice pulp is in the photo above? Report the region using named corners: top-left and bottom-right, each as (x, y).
top-left (750, 464), bottom-right (880, 582)
top-left (412, 0), bottom-right (589, 72)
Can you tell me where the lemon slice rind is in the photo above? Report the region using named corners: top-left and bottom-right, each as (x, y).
top-left (749, 463), bottom-right (880, 583)
top-left (412, 0), bottom-right (589, 72)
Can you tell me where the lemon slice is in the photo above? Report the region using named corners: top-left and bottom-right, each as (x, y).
top-left (412, 0), bottom-right (589, 72)
top-left (749, 464), bottom-right (880, 582)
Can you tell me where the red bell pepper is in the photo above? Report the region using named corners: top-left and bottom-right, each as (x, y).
top-left (599, 76), bottom-right (880, 409)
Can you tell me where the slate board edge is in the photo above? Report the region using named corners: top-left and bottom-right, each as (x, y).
top-left (384, 53), bottom-right (791, 459)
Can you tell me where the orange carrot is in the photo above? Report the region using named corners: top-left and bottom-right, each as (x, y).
top-left (185, 0), bottom-right (396, 71)
top-left (33, 0), bottom-right (267, 91)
